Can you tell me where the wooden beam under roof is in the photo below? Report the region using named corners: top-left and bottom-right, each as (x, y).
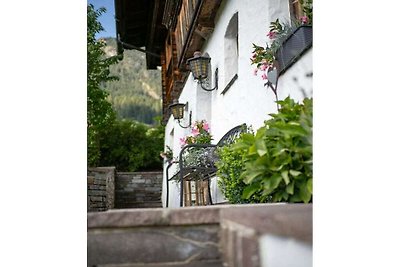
top-left (114, 0), bottom-right (167, 69)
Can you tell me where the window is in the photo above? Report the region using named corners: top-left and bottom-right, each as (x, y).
top-left (224, 12), bottom-right (238, 90)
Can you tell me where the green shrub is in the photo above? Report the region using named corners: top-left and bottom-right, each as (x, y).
top-left (216, 142), bottom-right (266, 204)
top-left (217, 97), bottom-right (312, 203)
top-left (97, 119), bottom-right (164, 171)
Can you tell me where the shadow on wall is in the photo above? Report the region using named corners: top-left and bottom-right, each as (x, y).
top-left (292, 71), bottom-right (313, 98)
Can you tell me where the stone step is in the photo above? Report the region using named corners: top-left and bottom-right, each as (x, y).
top-left (88, 204), bottom-right (312, 267)
top-left (93, 260), bottom-right (224, 266)
top-left (115, 201), bottom-right (162, 209)
top-left (88, 207), bottom-right (222, 267)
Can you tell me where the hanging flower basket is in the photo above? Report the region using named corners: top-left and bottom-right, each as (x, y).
top-left (275, 25), bottom-right (312, 75)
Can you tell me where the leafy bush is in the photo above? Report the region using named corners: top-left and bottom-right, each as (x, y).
top-left (97, 119), bottom-right (164, 171)
top-left (216, 140), bottom-right (265, 204)
top-left (217, 97), bottom-right (312, 203)
top-left (142, 121), bottom-right (165, 170)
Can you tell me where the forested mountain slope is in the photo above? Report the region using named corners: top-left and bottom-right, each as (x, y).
top-left (101, 38), bottom-right (162, 125)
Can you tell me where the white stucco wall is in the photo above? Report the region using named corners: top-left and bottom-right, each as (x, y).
top-left (162, 0), bottom-right (313, 207)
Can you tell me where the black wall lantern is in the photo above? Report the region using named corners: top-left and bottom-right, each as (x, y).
top-left (187, 51), bottom-right (218, 91)
top-left (169, 99), bottom-right (192, 128)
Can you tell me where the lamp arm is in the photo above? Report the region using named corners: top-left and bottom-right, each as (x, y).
top-left (199, 68), bottom-right (218, 91)
top-left (177, 111), bottom-right (192, 128)
top-left (200, 82), bottom-right (218, 91)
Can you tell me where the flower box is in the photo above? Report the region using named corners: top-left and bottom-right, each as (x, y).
top-left (275, 25), bottom-right (312, 75)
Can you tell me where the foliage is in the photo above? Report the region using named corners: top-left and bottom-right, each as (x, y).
top-left (142, 119), bottom-right (165, 170)
top-left (160, 145), bottom-right (173, 163)
top-left (216, 128), bottom-right (265, 204)
top-left (97, 119), bottom-right (164, 171)
top-left (87, 4), bottom-right (119, 166)
top-left (217, 97), bottom-right (312, 203)
top-left (251, 0), bottom-right (313, 84)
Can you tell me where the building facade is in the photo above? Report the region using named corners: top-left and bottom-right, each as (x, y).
top-left (114, 0), bottom-right (313, 208)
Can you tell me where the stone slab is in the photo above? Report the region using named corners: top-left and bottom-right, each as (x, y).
top-left (88, 206), bottom-right (222, 228)
top-left (220, 203), bottom-right (312, 244)
top-left (88, 225), bottom-right (220, 266)
top-left (96, 260), bottom-right (223, 267)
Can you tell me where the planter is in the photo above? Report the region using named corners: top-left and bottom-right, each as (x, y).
top-left (276, 25), bottom-right (312, 75)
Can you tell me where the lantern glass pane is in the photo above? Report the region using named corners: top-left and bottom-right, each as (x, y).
top-left (170, 103), bottom-right (185, 120)
top-left (177, 106), bottom-right (184, 118)
top-left (189, 56), bottom-right (210, 79)
top-left (200, 58), bottom-right (209, 78)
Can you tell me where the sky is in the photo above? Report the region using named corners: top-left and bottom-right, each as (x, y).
top-left (88, 0), bottom-right (116, 38)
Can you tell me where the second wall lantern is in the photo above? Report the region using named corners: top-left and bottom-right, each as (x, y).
top-left (169, 99), bottom-right (192, 128)
top-left (187, 51), bottom-right (218, 91)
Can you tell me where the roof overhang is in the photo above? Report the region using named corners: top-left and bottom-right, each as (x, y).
top-left (114, 0), bottom-right (167, 69)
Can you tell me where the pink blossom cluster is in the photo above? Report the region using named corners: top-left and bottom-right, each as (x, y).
top-left (253, 59), bottom-right (274, 81)
top-left (251, 15), bottom-right (310, 83)
top-left (300, 16), bottom-right (309, 24)
top-left (179, 120), bottom-right (212, 147)
top-left (266, 30), bottom-right (277, 39)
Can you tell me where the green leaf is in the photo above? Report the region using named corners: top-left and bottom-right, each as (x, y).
top-left (286, 182), bottom-right (294, 195)
top-left (264, 173), bottom-right (282, 193)
top-left (248, 144), bottom-right (257, 155)
top-left (255, 138), bottom-right (268, 157)
top-left (289, 170), bottom-right (302, 177)
top-left (242, 183), bottom-right (260, 199)
top-left (242, 169), bottom-right (265, 184)
top-left (289, 194), bottom-right (302, 202)
top-left (232, 142), bottom-right (250, 151)
top-left (241, 133), bottom-right (255, 144)
top-left (307, 179), bottom-right (313, 193)
top-left (299, 181), bottom-right (312, 203)
top-left (270, 164), bottom-right (284, 172)
top-left (255, 126), bottom-right (266, 138)
top-left (272, 192), bottom-right (282, 202)
top-left (272, 148), bottom-right (289, 157)
top-left (281, 170), bottom-right (290, 185)
top-left (271, 174), bottom-right (283, 189)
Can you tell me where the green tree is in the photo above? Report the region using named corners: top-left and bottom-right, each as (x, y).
top-left (97, 119), bottom-right (164, 171)
top-left (87, 4), bottom-right (119, 166)
top-left (141, 117), bottom-right (165, 170)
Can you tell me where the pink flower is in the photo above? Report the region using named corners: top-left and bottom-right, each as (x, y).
top-left (203, 122), bottom-right (210, 132)
top-left (267, 31), bottom-right (276, 39)
top-left (192, 128), bottom-right (200, 136)
top-left (300, 16), bottom-right (309, 24)
top-left (260, 64), bottom-right (268, 71)
top-left (179, 137), bottom-right (186, 147)
top-left (253, 68), bottom-right (258, 76)
top-left (261, 73), bottom-right (268, 80)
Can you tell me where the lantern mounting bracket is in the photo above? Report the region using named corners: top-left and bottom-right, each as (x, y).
top-left (198, 68), bottom-right (218, 91)
top-left (177, 111), bottom-right (192, 128)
